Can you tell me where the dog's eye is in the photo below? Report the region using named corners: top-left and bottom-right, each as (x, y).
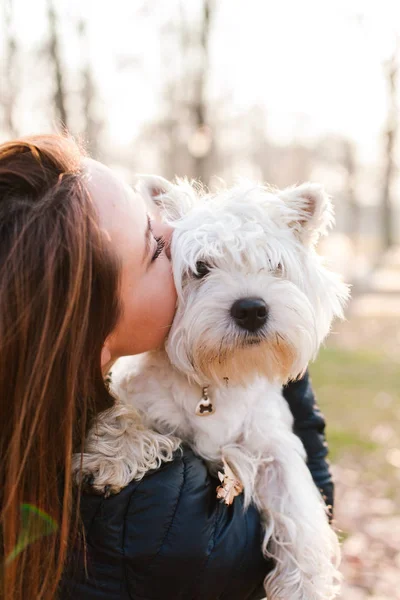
top-left (194, 261), bottom-right (210, 279)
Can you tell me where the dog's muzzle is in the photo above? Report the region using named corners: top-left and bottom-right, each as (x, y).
top-left (230, 297), bottom-right (269, 332)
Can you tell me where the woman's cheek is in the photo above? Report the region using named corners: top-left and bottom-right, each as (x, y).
top-left (156, 253), bottom-right (177, 296)
top-left (163, 262), bottom-right (178, 318)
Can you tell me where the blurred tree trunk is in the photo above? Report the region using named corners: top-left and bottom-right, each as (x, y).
top-left (46, 0), bottom-right (68, 130)
top-left (188, 0), bottom-right (214, 183)
top-left (156, 0), bottom-right (215, 182)
top-left (157, 9), bottom-right (185, 179)
top-left (2, 0), bottom-right (17, 137)
top-left (381, 45), bottom-right (398, 250)
top-left (77, 18), bottom-right (100, 157)
top-left (343, 140), bottom-right (360, 240)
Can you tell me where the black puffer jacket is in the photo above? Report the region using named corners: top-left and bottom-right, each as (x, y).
top-left (61, 371), bottom-right (332, 600)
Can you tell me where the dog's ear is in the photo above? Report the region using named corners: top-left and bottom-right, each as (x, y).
top-left (136, 174), bottom-right (196, 221)
top-left (136, 174), bottom-right (177, 218)
top-left (278, 183), bottom-right (334, 246)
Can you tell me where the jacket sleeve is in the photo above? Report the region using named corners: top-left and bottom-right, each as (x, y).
top-left (282, 370), bottom-right (334, 518)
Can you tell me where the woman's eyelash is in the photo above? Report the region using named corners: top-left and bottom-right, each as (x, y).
top-left (152, 236), bottom-right (166, 262)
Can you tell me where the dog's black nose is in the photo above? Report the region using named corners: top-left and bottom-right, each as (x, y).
top-left (230, 297), bottom-right (269, 332)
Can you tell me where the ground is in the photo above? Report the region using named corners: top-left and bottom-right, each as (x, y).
top-left (311, 314), bottom-right (400, 600)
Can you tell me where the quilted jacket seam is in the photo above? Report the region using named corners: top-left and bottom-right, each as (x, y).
top-left (122, 480), bottom-right (142, 599)
top-left (152, 456), bottom-right (186, 562)
top-left (125, 456), bottom-right (186, 598)
top-left (85, 496), bottom-right (106, 540)
top-left (190, 494), bottom-right (220, 599)
top-left (218, 507), bottom-right (249, 600)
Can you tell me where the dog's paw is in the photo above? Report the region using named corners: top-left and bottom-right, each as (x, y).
top-left (72, 453), bottom-right (132, 497)
top-left (77, 469), bottom-right (123, 498)
top-left (71, 402), bottom-right (181, 497)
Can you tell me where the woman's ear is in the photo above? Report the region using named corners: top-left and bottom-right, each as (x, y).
top-left (101, 345), bottom-right (111, 370)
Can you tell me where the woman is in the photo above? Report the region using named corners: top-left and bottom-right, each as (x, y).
top-left (0, 135), bottom-right (333, 600)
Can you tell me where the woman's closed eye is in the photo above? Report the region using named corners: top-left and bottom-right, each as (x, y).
top-left (147, 216), bottom-right (166, 263)
top-left (152, 235), bottom-right (166, 262)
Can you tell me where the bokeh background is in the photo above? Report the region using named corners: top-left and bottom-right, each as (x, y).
top-left (1, 0), bottom-right (400, 597)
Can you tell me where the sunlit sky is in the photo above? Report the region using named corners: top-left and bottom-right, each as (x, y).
top-left (3, 0), bottom-right (400, 168)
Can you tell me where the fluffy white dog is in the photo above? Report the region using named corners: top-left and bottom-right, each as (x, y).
top-left (75, 177), bottom-right (349, 600)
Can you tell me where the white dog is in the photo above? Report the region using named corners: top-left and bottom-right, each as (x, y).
top-left (75, 177), bottom-right (349, 600)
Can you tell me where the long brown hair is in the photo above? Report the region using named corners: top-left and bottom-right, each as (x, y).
top-left (0, 135), bottom-right (121, 599)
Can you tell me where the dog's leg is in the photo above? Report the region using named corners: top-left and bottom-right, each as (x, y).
top-left (253, 428), bottom-right (341, 600)
top-left (72, 403), bottom-right (181, 495)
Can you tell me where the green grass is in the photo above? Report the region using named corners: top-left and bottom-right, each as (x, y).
top-left (309, 347), bottom-right (400, 467)
top-left (326, 430), bottom-right (378, 463)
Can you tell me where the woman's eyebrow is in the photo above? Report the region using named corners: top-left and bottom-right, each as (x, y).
top-left (143, 215), bottom-right (153, 264)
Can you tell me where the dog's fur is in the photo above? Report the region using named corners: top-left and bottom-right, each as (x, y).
top-left (74, 177), bottom-right (349, 600)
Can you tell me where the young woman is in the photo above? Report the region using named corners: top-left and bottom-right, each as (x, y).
top-left (0, 135), bottom-right (333, 600)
